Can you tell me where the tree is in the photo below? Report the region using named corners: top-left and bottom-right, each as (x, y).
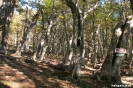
top-left (32, 0), bottom-right (58, 61)
top-left (95, 0), bottom-right (133, 84)
top-left (130, 0), bottom-right (133, 11)
top-left (99, 15), bottom-right (133, 84)
top-left (15, 7), bottom-right (39, 56)
top-left (63, 0), bottom-right (99, 80)
top-left (0, 0), bottom-right (16, 52)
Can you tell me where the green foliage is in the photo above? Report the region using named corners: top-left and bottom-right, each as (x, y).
top-left (15, 2), bottom-right (25, 13)
top-left (8, 0), bottom-right (133, 62)
top-left (10, 14), bottom-right (24, 33)
top-left (38, 0), bottom-right (52, 9)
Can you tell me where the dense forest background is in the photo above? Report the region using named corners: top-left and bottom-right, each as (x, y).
top-left (0, 0), bottom-right (133, 88)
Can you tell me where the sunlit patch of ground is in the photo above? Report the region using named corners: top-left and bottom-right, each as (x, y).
top-left (122, 76), bottom-right (133, 86)
top-left (0, 56), bottom-right (81, 88)
top-left (0, 64), bottom-right (35, 88)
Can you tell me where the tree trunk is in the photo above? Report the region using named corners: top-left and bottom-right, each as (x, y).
top-left (1, 0), bottom-right (16, 52)
top-left (129, 26), bottom-right (133, 75)
top-left (65, 0), bottom-right (83, 79)
top-left (62, 10), bottom-right (72, 64)
top-left (32, 38), bottom-right (46, 61)
top-left (65, 0), bottom-right (99, 80)
top-left (32, 0), bottom-right (58, 61)
top-left (100, 16), bottom-right (133, 84)
top-left (15, 7), bottom-right (39, 56)
top-left (23, 35), bottom-right (30, 51)
top-left (130, 0), bottom-right (133, 12)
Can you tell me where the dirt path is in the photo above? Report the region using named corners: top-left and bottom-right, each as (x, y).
top-left (0, 55), bottom-right (81, 88)
top-left (0, 54), bottom-right (132, 88)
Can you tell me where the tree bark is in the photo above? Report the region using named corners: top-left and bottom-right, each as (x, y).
top-left (130, 0), bottom-right (133, 12)
top-left (100, 16), bottom-right (133, 84)
top-left (32, 0), bottom-right (57, 61)
top-left (15, 7), bottom-right (39, 56)
top-left (65, 0), bottom-right (83, 79)
top-left (1, 0), bottom-right (16, 52)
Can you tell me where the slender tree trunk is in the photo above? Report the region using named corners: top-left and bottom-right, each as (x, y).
top-left (63, 36), bottom-right (73, 64)
top-left (32, 0), bottom-right (58, 61)
top-left (15, 7), bottom-right (39, 56)
top-left (32, 20), bottom-right (55, 61)
top-left (61, 10), bottom-right (72, 64)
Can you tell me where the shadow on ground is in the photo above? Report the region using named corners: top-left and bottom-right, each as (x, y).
top-left (0, 54), bottom-right (132, 88)
top-left (0, 54), bottom-right (80, 88)
top-left (0, 82), bottom-right (10, 88)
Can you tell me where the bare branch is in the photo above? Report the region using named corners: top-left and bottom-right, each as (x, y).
top-left (83, 2), bottom-right (99, 20)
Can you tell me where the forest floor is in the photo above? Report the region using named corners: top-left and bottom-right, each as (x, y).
top-left (0, 51), bottom-right (133, 88)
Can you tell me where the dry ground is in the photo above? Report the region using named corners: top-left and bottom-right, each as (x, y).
top-left (0, 53), bottom-right (132, 88)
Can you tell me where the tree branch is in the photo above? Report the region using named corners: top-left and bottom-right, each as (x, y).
top-left (65, 0), bottom-right (82, 37)
top-left (83, 2), bottom-right (99, 20)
